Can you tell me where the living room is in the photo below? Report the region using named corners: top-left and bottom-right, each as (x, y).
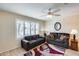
top-left (0, 3), bottom-right (79, 56)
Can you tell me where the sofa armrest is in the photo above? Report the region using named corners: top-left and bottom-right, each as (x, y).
top-left (21, 39), bottom-right (30, 51)
top-left (22, 39), bottom-right (29, 43)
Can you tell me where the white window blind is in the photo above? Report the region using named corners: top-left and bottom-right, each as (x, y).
top-left (16, 19), bottom-right (39, 38)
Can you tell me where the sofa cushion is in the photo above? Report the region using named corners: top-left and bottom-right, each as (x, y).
top-left (37, 38), bottom-right (44, 40)
top-left (29, 38), bottom-right (43, 44)
top-left (32, 35), bottom-right (38, 40)
top-left (24, 35), bottom-right (42, 41)
top-left (54, 39), bottom-right (63, 43)
top-left (31, 35), bottom-right (39, 40)
top-left (32, 35), bottom-right (36, 40)
top-left (29, 40), bottom-right (37, 44)
top-left (50, 34), bottom-right (54, 39)
top-left (47, 35), bottom-right (54, 40)
top-left (24, 36), bottom-right (32, 41)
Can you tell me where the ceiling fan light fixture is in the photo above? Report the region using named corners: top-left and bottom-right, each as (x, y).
top-left (47, 14), bottom-right (52, 18)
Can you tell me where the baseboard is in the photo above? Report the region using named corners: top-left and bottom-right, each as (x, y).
top-left (0, 46), bottom-right (20, 54)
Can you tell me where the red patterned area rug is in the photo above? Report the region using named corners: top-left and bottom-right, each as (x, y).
top-left (24, 43), bottom-right (65, 56)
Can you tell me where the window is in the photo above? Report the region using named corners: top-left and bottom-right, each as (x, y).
top-left (25, 22), bottom-right (30, 36)
top-left (30, 22), bottom-right (36, 35)
top-left (16, 20), bottom-right (39, 38)
top-left (16, 20), bottom-right (24, 38)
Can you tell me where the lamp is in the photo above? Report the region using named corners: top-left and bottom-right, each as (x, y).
top-left (71, 29), bottom-right (78, 41)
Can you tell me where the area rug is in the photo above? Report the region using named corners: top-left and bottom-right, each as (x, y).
top-left (24, 43), bottom-right (65, 56)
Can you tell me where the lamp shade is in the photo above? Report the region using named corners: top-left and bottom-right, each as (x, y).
top-left (71, 29), bottom-right (78, 34)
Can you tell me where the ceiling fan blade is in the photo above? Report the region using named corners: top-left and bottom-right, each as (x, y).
top-left (42, 8), bottom-right (51, 14)
top-left (40, 14), bottom-right (47, 17)
top-left (52, 9), bottom-right (61, 13)
top-left (54, 14), bottom-right (61, 16)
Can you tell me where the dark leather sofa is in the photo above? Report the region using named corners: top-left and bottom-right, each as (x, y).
top-left (47, 33), bottom-right (70, 48)
top-left (21, 35), bottom-right (45, 51)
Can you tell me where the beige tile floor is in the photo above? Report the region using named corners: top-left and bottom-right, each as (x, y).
top-left (0, 47), bottom-right (79, 56)
top-left (0, 47), bottom-right (27, 56)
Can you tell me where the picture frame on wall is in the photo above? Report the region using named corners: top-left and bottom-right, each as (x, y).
top-left (54, 22), bottom-right (61, 31)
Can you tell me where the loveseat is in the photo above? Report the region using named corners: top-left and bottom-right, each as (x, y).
top-left (47, 33), bottom-right (70, 48)
top-left (21, 35), bottom-right (45, 51)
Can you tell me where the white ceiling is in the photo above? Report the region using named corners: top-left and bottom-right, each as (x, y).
top-left (0, 3), bottom-right (79, 20)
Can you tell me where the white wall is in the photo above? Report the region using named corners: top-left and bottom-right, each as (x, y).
top-left (0, 11), bottom-right (45, 53)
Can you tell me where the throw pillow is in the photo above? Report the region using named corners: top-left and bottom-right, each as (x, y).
top-left (32, 35), bottom-right (36, 40)
top-left (60, 35), bottom-right (66, 40)
top-left (48, 34), bottom-right (54, 40)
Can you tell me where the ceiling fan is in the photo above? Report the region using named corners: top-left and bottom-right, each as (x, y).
top-left (41, 8), bottom-right (61, 18)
